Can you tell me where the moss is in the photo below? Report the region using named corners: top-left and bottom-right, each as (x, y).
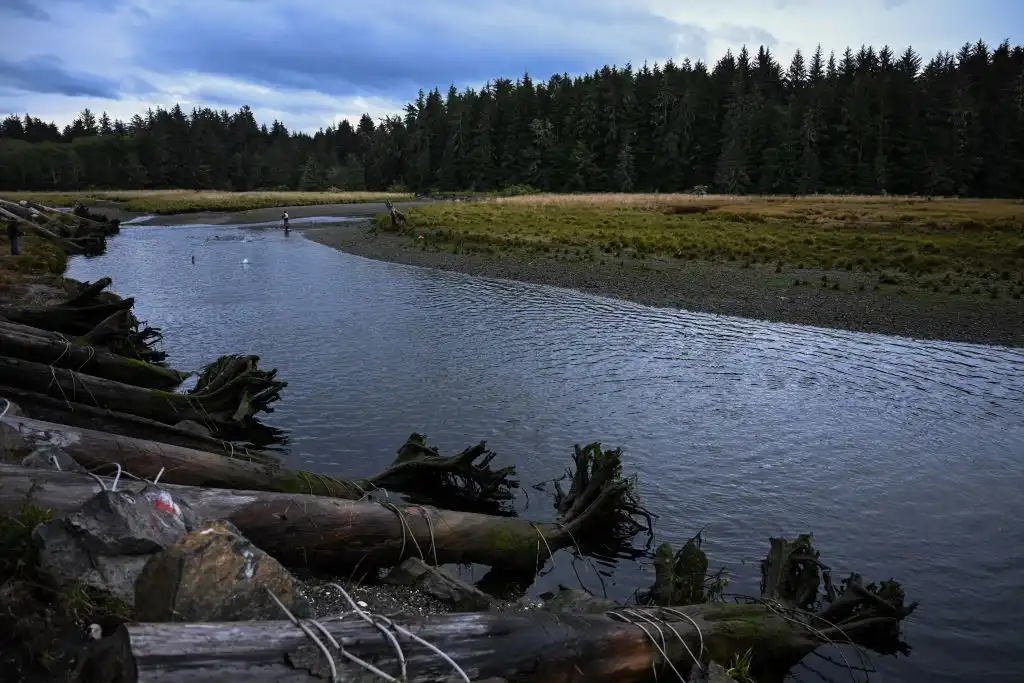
top-left (270, 470), bottom-right (361, 498)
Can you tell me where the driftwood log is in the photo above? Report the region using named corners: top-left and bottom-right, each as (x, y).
top-left (0, 457), bottom-right (646, 573)
top-left (0, 386), bottom-right (262, 458)
top-left (0, 415), bottom-right (521, 508)
top-left (0, 319), bottom-right (186, 389)
top-left (1, 277), bottom-right (167, 364)
top-left (72, 579), bottom-right (916, 683)
top-left (0, 205), bottom-right (86, 255)
top-left (0, 355), bottom-right (282, 430)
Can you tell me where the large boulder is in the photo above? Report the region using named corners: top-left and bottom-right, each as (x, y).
top-left (134, 520), bottom-right (307, 622)
top-left (33, 486), bottom-right (189, 605)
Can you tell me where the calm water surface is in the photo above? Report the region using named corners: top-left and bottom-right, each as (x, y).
top-left (67, 224), bottom-right (1024, 683)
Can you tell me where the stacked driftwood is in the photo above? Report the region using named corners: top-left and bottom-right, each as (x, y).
top-left (0, 276), bottom-right (286, 457)
top-left (0, 198), bottom-right (119, 256)
top-left (0, 268), bottom-right (917, 681)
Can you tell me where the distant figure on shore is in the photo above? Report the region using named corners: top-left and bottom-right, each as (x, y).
top-left (7, 221), bottom-right (20, 255)
top-left (282, 211), bottom-right (290, 235)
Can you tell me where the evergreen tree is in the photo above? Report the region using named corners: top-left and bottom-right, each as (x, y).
top-left (1, 39), bottom-right (1023, 197)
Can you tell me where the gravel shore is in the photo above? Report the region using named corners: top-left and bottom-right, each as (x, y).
top-left (302, 221), bottom-right (1024, 348)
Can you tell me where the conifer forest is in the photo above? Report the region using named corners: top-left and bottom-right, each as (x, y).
top-left (2, 41), bottom-right (1023, 197)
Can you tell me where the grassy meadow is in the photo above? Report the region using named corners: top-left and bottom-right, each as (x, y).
top-left (2, 189), bottom-right (415, 215)
top-left (396, 193), bottom-right (1024, 298)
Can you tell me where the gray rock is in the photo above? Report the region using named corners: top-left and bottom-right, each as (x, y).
top-left (173, 419), bottom-right (212, 438)
top-left (541, 587), bottom-right (619, 614)
top-left (66, 488), bottom-right (187, 555)
top-left (385, 557), bottom-right (497, 611)
top-left (32, 486), bottom-right (190, 608)
top-left (21, 445), bottom-right (84, 472)
top-left (32, 519), bottom-right (150, 604)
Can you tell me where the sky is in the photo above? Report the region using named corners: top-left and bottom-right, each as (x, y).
top-left (1, 0), bottom-right (1022, 134)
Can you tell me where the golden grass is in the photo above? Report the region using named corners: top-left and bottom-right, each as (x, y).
top-left (3, 189), bottom-right (415, 215)
top-left (400, 194), bottom-right (1024, 296)
top-left (0, 233), bottom-right (69, 296)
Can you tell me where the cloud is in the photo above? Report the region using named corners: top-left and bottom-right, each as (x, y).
top-left (1, 0), bottom-right (50, 20)
top-left (0, 55), bottom-right (128, 98)
top-left (132, 0), bottom-right (704, 98)
top-left (3, 0), bottom-right (1022, 133)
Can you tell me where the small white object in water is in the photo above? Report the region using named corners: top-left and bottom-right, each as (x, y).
top-left (241, 258), bottom-right (249, 264)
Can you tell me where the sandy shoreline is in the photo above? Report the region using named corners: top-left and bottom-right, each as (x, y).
top-left (300, 222), bottom-right (1024, 348)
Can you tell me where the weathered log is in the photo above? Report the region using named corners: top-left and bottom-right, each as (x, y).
top-left (0, 206), bottom-right (85, 254)
top-left (0, 324), bottom-right (186, 389)
top-left (0, 461), bottom-right (645, 573)
top-left (72, 590), bottom-right (913, 683)
top-left (62, 277), bottom-right (113, 307)
top-left (0, 415), bottom-right (516, 507)
top-left (0, 356), bottom-right (278, 428)
top-left (1, 297), bottom-right (134, 336)
top-left (0, 408), bottom-right (272, 468)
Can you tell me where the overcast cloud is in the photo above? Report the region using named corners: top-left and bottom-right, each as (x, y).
top-left (1, 0), bottom-right (1020, 132)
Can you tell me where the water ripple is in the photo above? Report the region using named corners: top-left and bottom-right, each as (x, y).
top-left (67, 224), bottom-right (1024, 683)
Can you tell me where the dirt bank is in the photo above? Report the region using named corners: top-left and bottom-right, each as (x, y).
top-left (303, 222), bottom-right (1024, 348)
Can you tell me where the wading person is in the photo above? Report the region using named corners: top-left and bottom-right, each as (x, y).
top-left (6, 221), bottom-right (20, 256)
top-left (282, 211), bottom-right (290, 235)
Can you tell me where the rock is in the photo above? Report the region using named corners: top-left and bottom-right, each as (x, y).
top-left (21, 444), bottom-right (84, 472)
top-left (134, 520), bottom-right (307, 622)
top-left (66, 488), bottom-right (187, 555)
top-left (173, 419), bottom-right (212, 438)
top-left (33, 487), bottom-right (189, 606)
top-left (541, 587), bottom-right (619, 614)
top-left (693, 661), bottom-right (740, 683)
top-left (33, 518), bottom-right (151, 604)
top-left (384, 557), bottom-right (497, 611)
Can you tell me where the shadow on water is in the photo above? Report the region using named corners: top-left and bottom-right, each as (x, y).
top-left (67, 221), bottom-right (1024, 683)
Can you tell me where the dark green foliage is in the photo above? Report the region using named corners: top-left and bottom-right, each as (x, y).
top-left (2, 40), bottom-right (1024, 196)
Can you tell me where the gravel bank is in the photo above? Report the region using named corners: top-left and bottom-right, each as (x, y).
top-left (303, 222), bottom-right (1024, 348)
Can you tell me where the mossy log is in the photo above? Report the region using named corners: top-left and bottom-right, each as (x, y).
top-left (0, 355), bottom-right (281, 430)
top-left (73, 583), bottom-right (914, 683)
top-left (0, 322), bottom-right (186, 389)
top-left (0, 456), bottom-right (646, 573)
top-left (1, 416), bottom-right (517, 507)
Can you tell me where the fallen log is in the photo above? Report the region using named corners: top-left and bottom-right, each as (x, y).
top-left (0, 415), bottom-right (516, 507)
top-left (0, 406), bottom-right (273, 466)
top-left (0, 457), bottom-right (646, 572)
top-left (0, 206), bottom-right (85, 255)
top-left (73, 583), bottom-right (914, 683)
top-left (0, 323), bottom-right (186, 389)
top-left (1, 297), bottom-right (134, 336)
top-left (0, 355), bottom-right (280, 429)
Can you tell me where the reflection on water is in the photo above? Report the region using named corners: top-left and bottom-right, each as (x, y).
top-left (68, 223), bottom-right (1024, 683)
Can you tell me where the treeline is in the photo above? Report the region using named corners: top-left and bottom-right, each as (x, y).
top-left (2, 40), bottom-right (1024, 197)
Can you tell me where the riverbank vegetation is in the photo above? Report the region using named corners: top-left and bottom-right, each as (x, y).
top-left (2, 190), bottom-right (414, 215)
top-left (2, 40), bottom-right (1023, 199)
top-left (392, 193), bottom-right (1024, 298)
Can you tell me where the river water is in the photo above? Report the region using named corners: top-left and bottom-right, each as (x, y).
top-left (67, 223), bottom-right (1024, 683)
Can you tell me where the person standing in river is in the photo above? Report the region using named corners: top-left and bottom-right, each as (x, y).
top-left (282, 211), bottom-right (290, 235)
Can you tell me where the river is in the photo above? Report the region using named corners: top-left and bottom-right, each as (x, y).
top-left (66, 222), bottom-right (1024, 683)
